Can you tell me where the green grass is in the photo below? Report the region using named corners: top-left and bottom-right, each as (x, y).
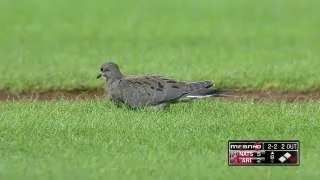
top-left (1, 0), bottom-right (320, 179)
top-left (1, 0), bottom-right (320, 93)
top-left (1, 100), bottom-right (319, 179)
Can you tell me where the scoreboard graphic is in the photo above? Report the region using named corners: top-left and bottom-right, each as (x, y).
top-left (228, 140), bottom-right (300, 166)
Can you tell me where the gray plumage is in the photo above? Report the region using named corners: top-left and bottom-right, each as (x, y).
top-left (97, 62), bottom-right (233, 109)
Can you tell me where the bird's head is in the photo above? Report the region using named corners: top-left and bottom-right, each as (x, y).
top-left (97, 62), bottom-right (124, 80)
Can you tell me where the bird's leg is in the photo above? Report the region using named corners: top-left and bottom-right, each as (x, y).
top-left (113, 101), bottom-right (124, 108)
top-left (107, 98), bottom-right (124, 108)
top-left (149, 103), bottom-right (170, 111)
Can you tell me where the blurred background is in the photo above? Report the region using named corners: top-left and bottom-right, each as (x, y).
top-left (1, 0), bottom-right (319, 93)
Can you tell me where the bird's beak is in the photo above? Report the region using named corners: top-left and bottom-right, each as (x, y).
top-left (96, 73), bottom-right (102, 79)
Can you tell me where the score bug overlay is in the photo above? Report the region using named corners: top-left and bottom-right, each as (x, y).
top-left (228, 140), bottom-right (300, 166)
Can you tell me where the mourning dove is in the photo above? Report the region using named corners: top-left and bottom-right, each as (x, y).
top-left (97, 62), bottom-right (233, 109)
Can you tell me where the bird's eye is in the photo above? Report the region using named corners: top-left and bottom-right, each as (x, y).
top-left (100, 68), bottom-right (103, 71)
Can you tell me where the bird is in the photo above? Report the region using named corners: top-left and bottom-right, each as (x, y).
top-left (96, 61), bottom-right (234, 109)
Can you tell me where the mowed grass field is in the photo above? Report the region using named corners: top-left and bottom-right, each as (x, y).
top-left (1, 0), bottom-right (320, 179)
top-left (0, 0), bottom-right (320, 92)
top-left (1, 101), bottom-right (320, 179)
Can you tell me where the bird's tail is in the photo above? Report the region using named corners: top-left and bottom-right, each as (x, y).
top-left (186, 88), bottom-right (239, 99)
top-left (180, 80), bottom-right (239, 100)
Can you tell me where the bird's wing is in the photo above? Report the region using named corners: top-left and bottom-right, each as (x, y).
top-left (114, 75), bottom-right (214, 108)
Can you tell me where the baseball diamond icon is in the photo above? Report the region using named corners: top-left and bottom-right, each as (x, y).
top-left (279, 152), bottom-right (292, 163)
